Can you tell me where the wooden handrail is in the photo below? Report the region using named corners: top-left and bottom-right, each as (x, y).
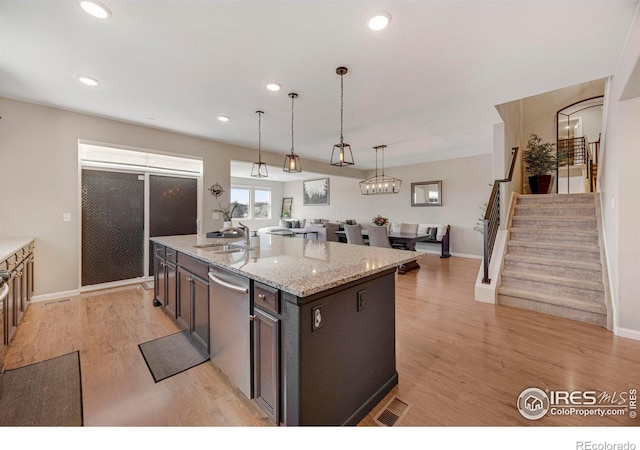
top-left (482, 147), bottom-right (518, 284)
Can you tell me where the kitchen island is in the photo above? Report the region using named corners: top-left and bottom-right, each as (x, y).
top-left (151, 233), bottom-right (417, 426)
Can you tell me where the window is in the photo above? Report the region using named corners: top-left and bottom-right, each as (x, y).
top-left (254, 189), bottom-right (271, 219)
top-left (230, 186), bottom-right (271, 219)
top-left (230, 187), bottom-right (250, 218)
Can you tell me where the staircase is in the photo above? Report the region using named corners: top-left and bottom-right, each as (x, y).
top-left (497, 193), bottom-right (608, 328)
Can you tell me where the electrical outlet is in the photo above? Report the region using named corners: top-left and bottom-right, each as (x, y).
top-left (357, 289), bottom-right (366, 311)
top-left (311, 305), bottom-right (324, 331)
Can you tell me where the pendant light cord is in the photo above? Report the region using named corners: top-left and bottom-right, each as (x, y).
top-left (259, 112), bottom-right (262, 160)
top-left (291, 94), bottom-right (295, 155)
top-left (340, 72), bottom-right (344, 146)
top-left (257, 111), bottom-right (262, 162)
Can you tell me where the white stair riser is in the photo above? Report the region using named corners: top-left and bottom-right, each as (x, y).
top-left (503, 259), bottom-right (601, 281)
top-left (498, 295), bottom-right (607, 327)
top-left (500, 276), bottom-right (604, 302)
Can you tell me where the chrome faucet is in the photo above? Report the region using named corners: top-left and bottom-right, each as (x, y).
top-left (238, 222), bottom-right (250, 248)
top-left (220, 222), bottom-right (251, 248)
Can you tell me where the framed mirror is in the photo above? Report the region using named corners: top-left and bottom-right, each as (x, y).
top-left (411, 180), bottom-right (442, 207)
top-left (281, 197), bottom-right (293, 218)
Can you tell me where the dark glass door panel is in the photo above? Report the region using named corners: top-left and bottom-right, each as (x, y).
top-left (82, 169), bottom-right (145, 286)
top-left (148, 175), bottom-right (197, 275)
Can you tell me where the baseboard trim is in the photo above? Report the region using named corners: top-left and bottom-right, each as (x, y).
top-left (31, 289), bottom-right (80, 304)
top-left (614, 326), bottom-right (640, 342)
top-left (31, 276), bottom-right (154, 303)
top-left (416, 249), bottom-right (482, 259)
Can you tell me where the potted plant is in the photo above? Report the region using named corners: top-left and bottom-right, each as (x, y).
top-left (523, 134), bottom-right (558, 194)
top-left (215, 202), bottom-right (238, 228)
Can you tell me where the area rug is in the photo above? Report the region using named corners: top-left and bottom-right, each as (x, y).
top-left (0, 351), bottom-right (83, 426)
top-left (138, 330), bottom-right (210, 383)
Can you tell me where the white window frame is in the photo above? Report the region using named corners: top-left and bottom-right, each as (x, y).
top-left (230, 185), bottom-right (272, 220)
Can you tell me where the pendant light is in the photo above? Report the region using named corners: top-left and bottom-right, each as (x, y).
top-left (330, 67), bottom-right (355, 166)
top-left (251, 110), bottom-right (268, 178)
top-left (359, 145), bottom-right (402, 195)
top-left (283, 93), bottom-right (302, 173)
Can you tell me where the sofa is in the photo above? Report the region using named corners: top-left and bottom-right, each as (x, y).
top-left (258, 218), bottom-right (341, 242)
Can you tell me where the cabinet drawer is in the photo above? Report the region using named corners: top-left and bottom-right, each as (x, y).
top-left (254, 282), bottom-right (279, 315)
top-left (164, 248), bottom-right (177, 262)
top-left (177, 253), bottom-right (208, 279)
top-left (154, 244), bottom-right (165, 258)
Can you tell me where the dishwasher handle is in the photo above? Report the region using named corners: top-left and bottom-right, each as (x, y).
top-left (208, 272), bottom-right (249, 294)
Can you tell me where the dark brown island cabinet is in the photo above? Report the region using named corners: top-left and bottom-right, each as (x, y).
top-left (1, 239), bottom-right (35, 371)
top-left (152, 237), bottom-right (404, 426)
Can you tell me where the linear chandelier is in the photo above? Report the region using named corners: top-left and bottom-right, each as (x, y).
top-left (283, 92), bottom-right (302, 173)
top-left (251, 110), bottom-right (268, 178)
top-left (359, 145), bottom-right (402, 195)
top-left (330, 67), bottom-right (354, 166)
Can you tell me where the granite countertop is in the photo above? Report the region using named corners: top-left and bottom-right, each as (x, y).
top-left (0, 238), bottom-right (35, 263)
top-left (151, 234), bottom-right (418, 297)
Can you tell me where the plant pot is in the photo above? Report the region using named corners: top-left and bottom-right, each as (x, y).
top-left (529, 174), bottom-right (552, 194)
top-left (223, 221), bottom-right (232, 229)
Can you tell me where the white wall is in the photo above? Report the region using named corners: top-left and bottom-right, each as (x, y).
top-left (600, 4), bottom-right (640, 338)
top-left (283, 154), bottom-right (493, 257)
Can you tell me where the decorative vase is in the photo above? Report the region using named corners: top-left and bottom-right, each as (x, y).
top-left (223, 220), bottom-right (232, 229)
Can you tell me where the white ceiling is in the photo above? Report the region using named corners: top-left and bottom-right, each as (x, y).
top-left (1, 1), bottom-right (637, 171)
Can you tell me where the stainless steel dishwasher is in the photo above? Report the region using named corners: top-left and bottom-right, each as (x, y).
top-left (208, 266), bottom-right (251, 398)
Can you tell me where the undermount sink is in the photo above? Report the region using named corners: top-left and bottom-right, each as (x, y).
top-left (210, 247), bottom-right (246, 254)
top-left (194, 242), bottom-right (250, 254)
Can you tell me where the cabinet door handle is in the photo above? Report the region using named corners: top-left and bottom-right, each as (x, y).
top-left (257, 294), bottom-right (266, 300)
top-left (249, 315), bottom-right (256, 321)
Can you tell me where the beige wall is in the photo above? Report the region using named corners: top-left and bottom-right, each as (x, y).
top-left (600, 5), bottom-right (640, 338)
top-left (0, 97), bottom-right (361, 297)
top-left (520, 79), bottom-right (606, 193)
top-left (283, 154), bottom-right (493, 257)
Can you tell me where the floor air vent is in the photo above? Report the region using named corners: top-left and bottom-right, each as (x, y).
top-left (373, 396), bottom-right (411, 426)
top-left (43, 298), bottom-right (71, 306)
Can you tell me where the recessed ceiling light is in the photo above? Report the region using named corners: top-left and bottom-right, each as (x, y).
top-left (266, 83), bottom-right (281, 92)
top-left (78, 76), bottom-right (99, 86)
top-left (368, 12), bottom-right (391, 31)
top-left (80, 1), bottom-right (112, 19)
top-left (217, 115), bottom-right (230, 122)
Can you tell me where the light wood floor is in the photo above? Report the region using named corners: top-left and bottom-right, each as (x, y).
top-left (4, 254), bottom-right (640, 426)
